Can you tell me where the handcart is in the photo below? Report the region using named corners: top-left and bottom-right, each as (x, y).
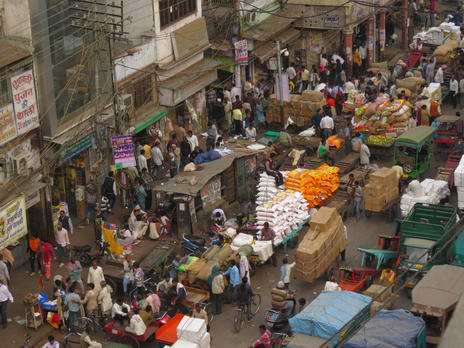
top-left (357, 248), bottom-right (399, 270)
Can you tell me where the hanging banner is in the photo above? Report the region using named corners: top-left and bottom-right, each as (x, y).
top-left (111, 135), bottom-right (136, 169)
top-left (10, 69), bottom-right (39, 135)
top-left (234, 39), bottom-right (248, 65)
top-left (0, 195), bottom-right (28, 249)
top-left (0, 104), bottom-right (17, 146)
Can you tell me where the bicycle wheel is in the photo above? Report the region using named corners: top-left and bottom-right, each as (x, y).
top-left (251, 294), bottom-right (261, 315)
top-left (233, 309), bottom-right (243, 333)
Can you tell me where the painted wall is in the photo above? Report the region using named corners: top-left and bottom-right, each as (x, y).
top-left (114, 39), bottom-right (157, 82)
top-left (3, 0), bottom-right (32, 42)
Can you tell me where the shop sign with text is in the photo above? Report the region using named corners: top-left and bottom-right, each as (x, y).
top-left (0, 195), bottom-right (27, 249)
top-left (10, 69), bottom-right (39, 135)
top-left (0, 104), bottom-right (16, 146)
top-left (111, 135), bottom-right (136, 169)
top-left (234, 39), bottom-right (248, 64)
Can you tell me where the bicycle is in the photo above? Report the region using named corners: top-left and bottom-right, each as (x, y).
top-left (270, 332), bottom-right (289, 348)
top-left (233, 293), bottom-right (261, 333)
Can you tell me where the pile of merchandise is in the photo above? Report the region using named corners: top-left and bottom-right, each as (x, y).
top-left (364, 167), bottom-right (399, 212)
top-left (256, 190), bottom-right (311, 245)
top-left (295, 207), bottom-right (347, 283)
top-left (400, 179), bottom-right (450, 217)
top-left (256, 172), bottom-right (280, 205)
top-left (284, 165), bottom-right (340, 208)
top-left (172, 316), bottom-right (210, 348)
top-left (413, 22), bottom-right (461, 46)
top-left (367, 135), bottom-right (395, 146)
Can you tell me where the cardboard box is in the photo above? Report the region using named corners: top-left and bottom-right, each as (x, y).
top-left (369, 167), bottom-right (398, 187)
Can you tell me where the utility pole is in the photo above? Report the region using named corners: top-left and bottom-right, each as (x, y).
top-left (372, 0), bottom-right (376, 63)
top-left (276, 40), bottom-right (284, 128)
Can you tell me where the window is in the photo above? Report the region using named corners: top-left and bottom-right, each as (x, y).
top-left (133, 75), bottom-right (153, 109)
top-left (159, 0), bottom-right (197, 29)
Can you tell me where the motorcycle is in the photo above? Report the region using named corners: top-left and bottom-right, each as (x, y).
top-left (71, 241), bottom-right (113, 266)
top-left (265, 298), bottom-right (297, 331)
top-left (181, 234), bottom-right (207, 257)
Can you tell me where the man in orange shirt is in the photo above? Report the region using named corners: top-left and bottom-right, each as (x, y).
top-left (27, 234), bottom-right (41, 276)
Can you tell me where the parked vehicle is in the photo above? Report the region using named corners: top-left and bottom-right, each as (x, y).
top-left (181, 234), bottom-right (207, 257)
top-left (265, 297), bottom-right (296, 331)
top-left (398, 203), bottom-right (457, 288)
top-left (337, 267), bottom-right (380, 292)
top-left (71, 241), bottom-right (114, 266)
top-left (394, 126), bottom-right (435, 179)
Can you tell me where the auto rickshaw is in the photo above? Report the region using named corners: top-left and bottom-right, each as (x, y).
top-left (393, 126), bottom-right (436, 179)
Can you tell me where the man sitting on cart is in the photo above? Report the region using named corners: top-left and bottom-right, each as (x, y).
top-left (112, 298), bottom-right (131, 325)
top-left (125, 310), bottom-right (147, 336)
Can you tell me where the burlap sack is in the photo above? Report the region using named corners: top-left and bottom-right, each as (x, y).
top-left (187, 259), bottom-right (207, 283)
top-left (301, 90), bottom-right (324, 102)
top-left (405, 77), bottom-right (426, 86)
top-left (396, 87), bottom-right (412, 97)
top-left (365, 102), bottom-right (379, 117)
top-left (196, 260), bottom-right (219, 281)
top-left (433, 44), bottom-right (450, 57)
top-left (203, 245), bottom-right (220, 260)
top-left (212, 245), bottom-right (234, 263)
top-left (396, 79), bottom-right (419, 92)
top-left (445, 39), bottom-right (459, 50)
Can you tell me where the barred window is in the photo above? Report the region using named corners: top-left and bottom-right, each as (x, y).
top-left (159, 0), bottom-right (197, 29)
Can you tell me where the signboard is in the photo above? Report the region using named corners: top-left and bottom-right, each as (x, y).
top-left (10, 69), bottom-right (39, 135)
top-left (0, 104), bottom-right (16, 146)
top-left (61, 132), bottom-right (95, 162)
top-left (324, 16), bottom-right (340, 27)
top-left (234, 39), bottom-right (248, 65)
top-left (111, 135), bottom-right (136, 169)
top-left (0, 195), bottom-right (28, 249)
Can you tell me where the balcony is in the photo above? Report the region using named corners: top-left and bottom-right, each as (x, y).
top-left (203, 0), bottom-right (234, 8)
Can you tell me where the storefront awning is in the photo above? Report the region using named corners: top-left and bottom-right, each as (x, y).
top-left (159, 58), bottom-right (220, 107)
top-left (205, 55), bottom-right (234, 73)
top-left (135, 107), bottom-right (169, 133)
top-left (243, 9), bottom-right (297, 42)
top-left (0, 38), bottom-right (33, 68)
top-left (253, 28), bottom-right (301, 63)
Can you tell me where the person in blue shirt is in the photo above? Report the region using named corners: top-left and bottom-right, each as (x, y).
top-left (224, 260), bottom-right (240, 304)
top-left (311, 108), bottom-right (323, 136)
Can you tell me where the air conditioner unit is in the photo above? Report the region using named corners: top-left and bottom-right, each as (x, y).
top-left (118, 93), bottom-right (133, 111)
top-left (12, 153), bottom-right (30, 176)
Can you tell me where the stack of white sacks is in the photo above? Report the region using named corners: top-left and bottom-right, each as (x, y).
top-left (256, 172), bottom-right (280, 205)
top-left (170, 317), bottom-right (210, 348)
top-left (400, 179), bottom-right (450, 217)
top-left (413, 21), bottom-right (461, 45)
top-left (454, 156), bottom-right (464, 209)
top-left (256, 190), bottom-right (310, 245)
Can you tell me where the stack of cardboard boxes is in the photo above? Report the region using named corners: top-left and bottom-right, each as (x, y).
top-left (295, 207), bottom-right (347, 283)
top-left (364, 167), bottom-right (399, 212)
top-left (265, 91), bottom-right (325, 126)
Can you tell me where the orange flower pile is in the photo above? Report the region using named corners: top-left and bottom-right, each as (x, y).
top-left (285, 164), bottom-right (340, 208)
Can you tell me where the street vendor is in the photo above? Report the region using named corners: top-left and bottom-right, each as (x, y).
top-left (317, 137), bottom-right (335, 166)
top-left (261, 222), bottom-right (277, 266)
top-left (211, 208), bottom-right (227, 226)
top-left (128, 205), bottom-right (147, 232)
top-left (265, 152), bottom-right (284, 186)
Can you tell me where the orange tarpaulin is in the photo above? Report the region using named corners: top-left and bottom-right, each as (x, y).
top-left (285, 165), bottom-right (339, 209)
top-left (156, 313), bottom-right (185, 345)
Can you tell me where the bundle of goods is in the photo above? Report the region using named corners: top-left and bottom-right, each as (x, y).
top-left (255, 190), bottom-right (310, 245)
top-left (353, 98), bottom-right (413, 131)
top-left (174, 317), bottom-right (210, 348)
top-left (266, 92), bottom-right (325, 125)
top-left (452, 156), bottom-right (464, 209)
top-left (327, 134), bottom-right (344, 148)
top-left (285, 165), bottom-right (340, 208)
top-left (400, 179), bottom-right (450, 216)
top-left (364, 167), bottom-right (399, 213)
top-left (295, 207), bottom-right (347, 283)
top-left (251, 240), bottom-right (273, 262)
top-left (231, 233), bottom-right (254, 250)
top-left (367, 61), bottom-right (389, 75)
top-left (367, 135), bottom-right (395, 146)
top-left (432, 39), bottom-right (460, 63)
top-left (413, 21), bottom-right (461, 45)
top-left (256, 171), bottom-right (280, 205)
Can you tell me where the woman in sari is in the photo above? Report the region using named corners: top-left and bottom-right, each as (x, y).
top-left (37, 240), bottom-right (56, 280)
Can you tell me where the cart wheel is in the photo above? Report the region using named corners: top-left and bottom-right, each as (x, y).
top-left (118, 335), bottom-right (140, 348)
top-left (365, 210), bottom-right (372, 218)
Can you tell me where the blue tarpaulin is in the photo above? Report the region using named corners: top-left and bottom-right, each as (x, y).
top-left (289, 291), bottom-right (371, 342)
top-left (194, 150), bottom-right (221, 164)
top-left (343, 309), bottom-right (425, 348)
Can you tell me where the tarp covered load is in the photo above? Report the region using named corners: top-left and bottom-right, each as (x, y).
top-left (285, 165), bottom-right (339, 208)
top-left (289, 291), bottom-right (371, 343)
top-left (343, 309), bottom-right (425, 348)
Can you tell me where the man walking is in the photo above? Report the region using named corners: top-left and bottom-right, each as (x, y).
top-left (151, 142), bottom-right (164, 181)
top-left (280, 258), bottom-right (296, 290)
top-left (58, 210), bottom-right (73, 235)
top-left (320, 113), bottom-right (334, 139)
top-left (224, 260), bottom-right (240, 304)
top-left (0, 280), bottom-right (13, 329)
top-left (210, 266), bottom-right (224, 315)
top-left (65, 287), bottom-right (82, 332)
top-left (101, 172), bottom-right (117, 212)
top-left (206, 122), bottom-right (217, 151)
top-left (84, 180), bottom-right (98, 224)
top-left (55, 222), bottom-right (70, 267)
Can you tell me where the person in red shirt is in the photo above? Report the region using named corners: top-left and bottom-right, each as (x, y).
top-left (250, 325), bottom-right (272, 348)
top-left (429, 0), bottom-right (436, 26)
top-left (261, 223), bottom-right (277, 266)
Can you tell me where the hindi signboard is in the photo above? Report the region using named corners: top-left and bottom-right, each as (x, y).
top-left (0, 104), bottom-right (17, 146)
top-left (234, 39), bottom-right (248, 65)
top-left (111, 135), bottom-right (136, 169)
top-left (10, 69), bottom-right (39, 135)
top-left (0, 195), bottom-right (28, 249)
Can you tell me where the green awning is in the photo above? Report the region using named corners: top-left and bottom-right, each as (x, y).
top-left (395, 126), bottom-right (435, 147)
top-left (135, 107), bottom-right (169, 133)
top-left (206, 55), bottom-right (234, 73)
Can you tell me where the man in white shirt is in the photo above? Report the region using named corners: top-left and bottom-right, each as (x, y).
top-left (434, 65), bottom-right (445, 84)
top-left (0, 280), bottom-right (13, 328)
top-left (409, 114), bottom-right (417, 128)
top-left (450, 75), bottom-right (459, 109)
top-left (359, 42), bottom-right (367, 72)
top-left (151, 142), bottom-right (164, 181)
top-left (112, 298), bottom-right (131, 324)
top-left (87, 260), bottom-right (105, 293)
top-left (157, 274), bottom-right (172, 296)
top-left (125, 312), bottom-right (147, 336)
top-left (42, 335), bottom-right (60, 348)
top-left (286, 65), bottom-right (296, 81)
top-left (344, 78), bottom-right (355, 93)
top-left (360, 140), bottom-right (371, 168)
top-left (55, 223), bottom-right (70, 267)
top-left (320, 114), bottom-right (334, 138)
top-left (211, 208), bottom-right (227, 225)
top-left (137, 149), bottom-right (148, 172)
top-left (186, 130), bottom-right (199, 152)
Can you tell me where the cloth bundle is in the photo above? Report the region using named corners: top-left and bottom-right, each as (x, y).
top-left (256, 172), bottom-right (280, 205)
top-left (400, 179), bottom-right (451, 216)
top-left (252, 240), bottom-right (273, 262)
